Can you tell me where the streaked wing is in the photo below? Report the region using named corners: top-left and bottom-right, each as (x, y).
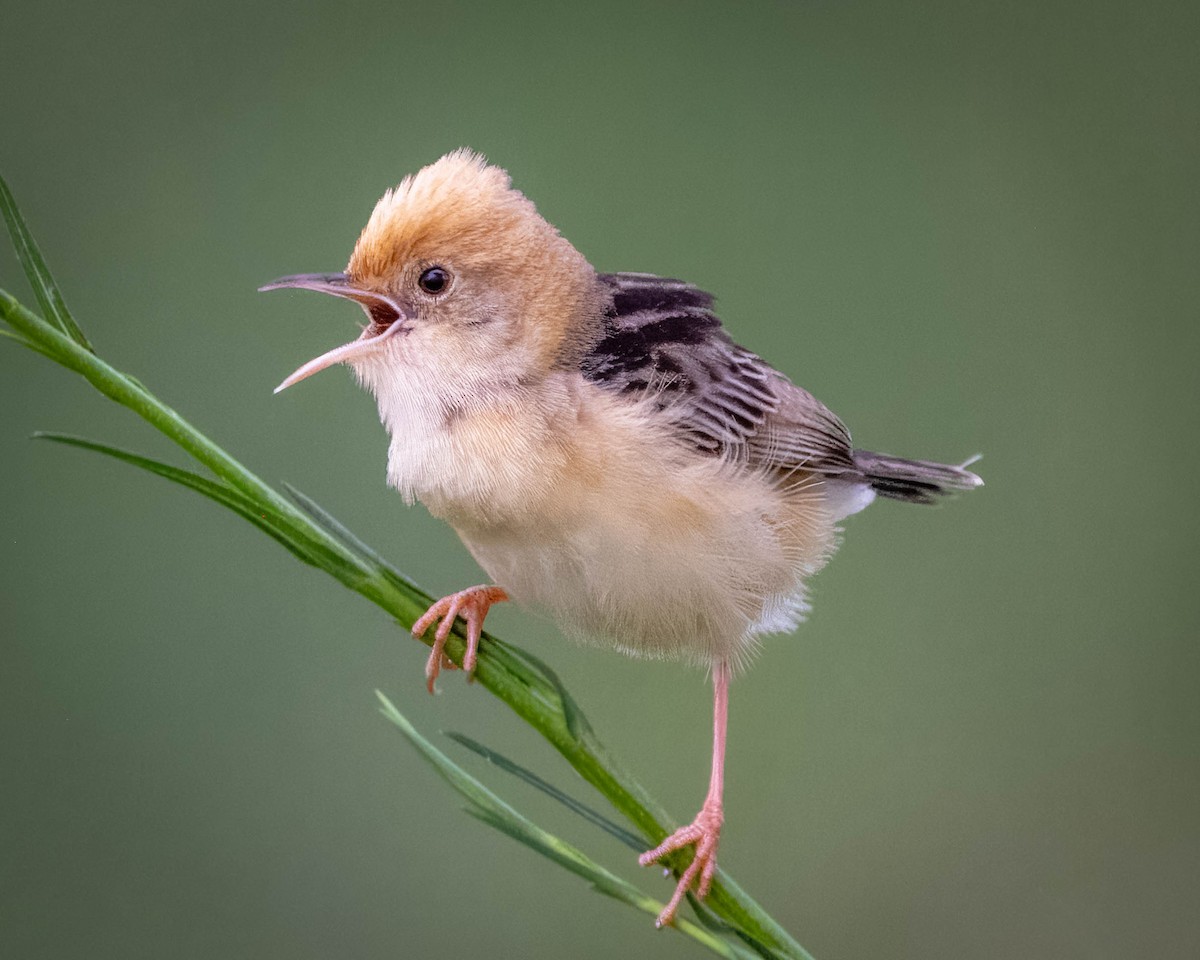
top-left (584, 272), bottom-right (857, 475)
top-left (749, 379), bottom-right (858, 476)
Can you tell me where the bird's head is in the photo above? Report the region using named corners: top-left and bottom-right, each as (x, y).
top-left (262, 149), bottom-right (603, 395)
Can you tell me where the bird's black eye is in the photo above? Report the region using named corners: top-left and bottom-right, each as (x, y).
top-left (418, 267), bottom-right (449, 294)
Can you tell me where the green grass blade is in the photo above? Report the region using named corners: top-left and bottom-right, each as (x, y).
top-left (684, 900), bottom-right (791, 960)
top-left (497, 638), bottom-right (596, 741)
top-left (0, 174), bottom-right (93, 351)
top-left (282, 481), bottom-right (424, 594)
top-left (32, 432), bottom-right (366, 580)
top-left (445, 731), bottom-right (646, 851)
top-left (0, 290), bottom-right (351, 564)
top-left (377, 694), bottom-right (758, 960)
top-left (0, 325), bottom-right (60, 361)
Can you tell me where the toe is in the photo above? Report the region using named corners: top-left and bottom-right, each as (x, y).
top-left (412, 599), bottom-right (447, 637)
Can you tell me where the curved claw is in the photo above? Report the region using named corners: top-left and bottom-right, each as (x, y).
top-left (639, 804), bottom-right (724, 927)
top-left (411, 585), bottom-right (509, 693)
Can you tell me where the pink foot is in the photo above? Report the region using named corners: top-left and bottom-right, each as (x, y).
top-left (639, 801), bottom-right (724, 928)
top-left (412, 585), bottom-right (508, 693)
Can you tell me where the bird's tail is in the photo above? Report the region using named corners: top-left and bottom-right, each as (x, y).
top-left (853, 450), bottom-right (983, 505)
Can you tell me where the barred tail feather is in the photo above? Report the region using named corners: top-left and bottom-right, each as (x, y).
top-left (853, 450), bottom-right (983, 505)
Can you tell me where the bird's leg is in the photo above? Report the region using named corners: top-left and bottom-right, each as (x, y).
top-left (639, 660), bottom-right (730, 928)
top-left (411, 585), bottom-right (509, 693)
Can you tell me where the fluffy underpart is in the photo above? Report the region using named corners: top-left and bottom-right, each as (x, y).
top-left (368, 368), bottom-right (840, 670)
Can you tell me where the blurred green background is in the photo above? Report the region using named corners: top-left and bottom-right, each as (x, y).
top-left (2, 1), bottom-right (1197, 958)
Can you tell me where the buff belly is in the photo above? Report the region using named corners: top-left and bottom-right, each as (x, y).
top-left (450, 453), bottom-right (839, 668)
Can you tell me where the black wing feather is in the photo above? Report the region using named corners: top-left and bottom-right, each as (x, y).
top-left (584, 273), bottom-right (857, 473)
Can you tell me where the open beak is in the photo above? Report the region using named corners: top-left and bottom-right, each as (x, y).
top-left (259, 272), bottom-right (408, 393)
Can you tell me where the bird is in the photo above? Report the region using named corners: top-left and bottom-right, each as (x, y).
top-left (260, 149), bottom-right (981, 928)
